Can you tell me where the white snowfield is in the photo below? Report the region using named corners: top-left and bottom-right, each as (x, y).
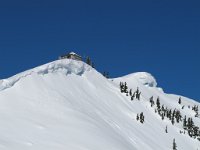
top-left (0, 59), bottom-right (199, 150)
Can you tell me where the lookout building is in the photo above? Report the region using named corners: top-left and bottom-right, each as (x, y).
top-left (59, 52), bottom-right (82, 61)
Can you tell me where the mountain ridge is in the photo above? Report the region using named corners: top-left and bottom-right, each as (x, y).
top-left (0, 59), bottom-right (199, 150)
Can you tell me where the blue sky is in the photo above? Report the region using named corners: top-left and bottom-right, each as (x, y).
top-left (0, 0), bottom-right (199, 101)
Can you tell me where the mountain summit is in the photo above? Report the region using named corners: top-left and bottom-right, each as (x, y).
top-left (0, 59), bottom-right (199, 150)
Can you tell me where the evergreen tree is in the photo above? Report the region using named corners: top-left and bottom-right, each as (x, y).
top-left (138, 92), bottom-right (141, 100)
top-left (161, 105), bottom-right (165, 111)
top-left (161, 113), bottom-right (165, 120)
top-left (171, 116), bottom-right (175, 125)
top-left (119, 82), bottom-right (124, 93)
top-left (136, 87), bottom-right (139, 95)
top-left (149, 96), bottom-right (153, 102)
top-left (129, 89), bottom-right (132, 97)
top-left (173, 138), bottom-right (177, 150)
top-left (168, 109), bottom-right (172, 120)
top-left (135, 87), bottom-right (141, 100)
top-left (136, 114), bottom-right (139, 121)
top-left (86, 56), bottom-right (91, 66)
top-left (178, 97), bottom-right (181, 104)
top-left (183, 115), bottom-right (187, 129)
top-left (131, 92), bottom-right (135, 101)
top-left (158, 109), bottom-right (161, 115)
top-left (187, 118), bottom-right (194, 129)
top-left (193, 126), bottom-right (199, 137)
top-left (172, 109), bottom-right (176, 118)
top-left (194, 105), bottom-right (199, 117)
top-left (165, 126), bottom-right (168, 133)
top-left (140, 112), bottom-right (144, 123)
top-left (149, 96), bottom-right (154, 107)
top-left (187, 117), bottom-right (195, 137)
top-left (124, 82), bottom-right (128, 94)
top-left (156, 97), bottom-right (161, 110)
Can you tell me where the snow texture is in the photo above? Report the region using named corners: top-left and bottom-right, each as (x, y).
top-left (116, 72), bottom-right (157, 87)
top-left (0, 59), bottom-right (199, 150)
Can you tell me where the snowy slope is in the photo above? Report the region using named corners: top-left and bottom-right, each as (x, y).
top-left (0, 59), bottom-right (199, 150)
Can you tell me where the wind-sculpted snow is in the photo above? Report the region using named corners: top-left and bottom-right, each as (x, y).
top-left (117, 72), bottom-right (157, 87)
top-left (0, 59), bottom-right (91, 91)
top-left (0, 59), bottom-right (199, 150)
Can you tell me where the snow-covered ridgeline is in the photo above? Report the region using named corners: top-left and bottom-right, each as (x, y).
top-left (0, 59), bottom-right (91, 91)
top-left (0, 58), bottom-right (199, 150)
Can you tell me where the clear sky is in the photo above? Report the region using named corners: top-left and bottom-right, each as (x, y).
top-left (0, 0), bottom-right (199, 101)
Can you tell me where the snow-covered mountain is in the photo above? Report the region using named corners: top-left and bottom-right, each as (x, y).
top-left (0, 59), bottom-right (199, 150)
